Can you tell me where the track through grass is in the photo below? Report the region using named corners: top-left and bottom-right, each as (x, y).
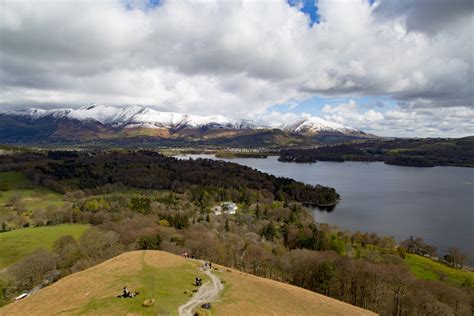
top-left (77, 252), bottom-right (206, 315)
top-left (0, 251), bottom-right (375, 316)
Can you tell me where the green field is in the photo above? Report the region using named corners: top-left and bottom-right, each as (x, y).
top-left (0, 171), bottom-right (66, 214)
top-left (0, 224), bottom-right (89, 268)
top-left (405, 254), bottom-right (474, 287)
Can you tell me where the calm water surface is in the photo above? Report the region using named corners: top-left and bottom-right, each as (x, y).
top-left (180, 155), bottom-right (474, 263)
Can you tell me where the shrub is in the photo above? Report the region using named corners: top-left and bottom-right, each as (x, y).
top-left (137, 235), bottom-right (162, 250)
top-left (7, 249), bottom-right (58, 291)
top-left (0, 183), bottom-right (10, 191)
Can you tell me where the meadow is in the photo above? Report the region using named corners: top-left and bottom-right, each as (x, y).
top-left (405, 254), bottom-right (474, 288)
top-left (0, 171), bottom-right (66, 214)
top-left (0, 224), bottom-right (89, 268)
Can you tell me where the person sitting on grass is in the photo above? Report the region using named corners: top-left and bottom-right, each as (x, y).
top-left (123, 286), bottom-right (131, 298)
top-left (118, 286), bottom-right (139, 298)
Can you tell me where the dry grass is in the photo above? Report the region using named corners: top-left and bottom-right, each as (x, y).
top-left (1, 251), bottom-right (375, 316)
top-left (211, 265), bottom-right (376, 316)
top-left (0, 251), bottom-right (191, 316)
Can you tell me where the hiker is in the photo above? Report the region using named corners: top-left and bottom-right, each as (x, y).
top-left (209, 262), bottom-right (212, 269)
top-left (191, 254), bottom-right (195, 259)
top-left (196, 278), bottom-right (202, 286)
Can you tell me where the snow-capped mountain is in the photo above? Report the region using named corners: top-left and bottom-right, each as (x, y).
top-left (7, 104), bottom-right (258, 130)
top-left (4, 104), bottom-right (361, 135)
top-left (0, 104), bottom-right (372, 145)
top-left (280, 116), bottom-right (360, 135)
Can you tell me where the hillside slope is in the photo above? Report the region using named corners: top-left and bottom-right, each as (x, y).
top-left (0, 250), bottom-right (375, 316)
top-left (0, 224), bottom-right (89, 268)
top-left (0, 104), bottom-right (372, 146)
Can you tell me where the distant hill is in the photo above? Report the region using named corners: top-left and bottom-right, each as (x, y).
top-left (278, 137), bottom-right (474, 167)
top-left (0, 250), bottom-right (375, 315)
top-left (0, 105), bottom-right (373, 147)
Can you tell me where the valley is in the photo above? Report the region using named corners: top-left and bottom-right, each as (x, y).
top-left (0, 150), bottom-right (472, 315)
top-left (2, 1), bottom-right (472, 315)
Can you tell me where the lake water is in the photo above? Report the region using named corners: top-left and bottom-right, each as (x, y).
top-left (179, 155), bottom-right (474, 263)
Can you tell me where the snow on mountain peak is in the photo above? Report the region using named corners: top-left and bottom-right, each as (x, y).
top-left (281, 116), bottom-right (358, 134)
top-left (3, 104), bottom-right (362, 135)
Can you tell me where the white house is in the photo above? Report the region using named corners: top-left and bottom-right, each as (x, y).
top-left (212, 202), bottom-right (238, 215)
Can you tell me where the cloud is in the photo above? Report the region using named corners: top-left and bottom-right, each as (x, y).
top-left (373, 0), bottom-right (473, 34)
top-left (253, 110), bottom-right (313, 128)
top-left (321, 100), bottom-right (474, 137)
top-left (0, 0), bottom-right (472, 136)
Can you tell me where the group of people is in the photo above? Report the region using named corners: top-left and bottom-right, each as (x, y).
top-left (195, 261), bottom-right (213, 286)
top-left (182, 252), bottom-right (196, 259)
top-left (118, 286), bottom-right (139, 298)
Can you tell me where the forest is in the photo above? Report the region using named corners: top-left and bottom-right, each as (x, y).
top-left (0, 149), bottom-right (472, 315)
top-left (278, 137), bottom-right (474, 167)
top-left (0, 150), bottom-right (339, 206)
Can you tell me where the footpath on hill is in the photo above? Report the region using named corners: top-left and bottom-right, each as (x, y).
top-left (178, 261), bottom-right (224, 316)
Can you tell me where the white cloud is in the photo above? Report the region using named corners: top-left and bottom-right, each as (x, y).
top-left (322, 100), bottom-right (474, 137)
top-left (0, 0), bottom-right (472, 136)
top-left (253, 110), bottom-right (312, 128)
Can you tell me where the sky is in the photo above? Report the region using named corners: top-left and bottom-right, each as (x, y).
top-left (0, 0), bottom-right (473, 137)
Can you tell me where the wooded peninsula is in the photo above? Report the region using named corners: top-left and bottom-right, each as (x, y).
top-left (278, 137), bottom-right (474, 167)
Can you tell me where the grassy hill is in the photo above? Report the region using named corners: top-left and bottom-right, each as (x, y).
top-left (0, 224), bottom-right (89, 268)
top-left (212, 264), bottom-right (375, 316)
top-left (0, 171), bottom-right (66, 214)
top-left (0, 250), bottom-right (375, 316)
top-left (405, 254), bottom-right (474, 287)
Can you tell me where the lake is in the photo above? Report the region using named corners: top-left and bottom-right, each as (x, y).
top-left (179, 155), bottom-right (474, 263)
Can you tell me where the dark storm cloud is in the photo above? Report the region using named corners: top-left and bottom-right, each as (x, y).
top-left (374, 0), bottom-right (474, 34)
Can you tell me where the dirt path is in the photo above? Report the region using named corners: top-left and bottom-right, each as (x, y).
top-left (178, 263), bottom-right (223, 316)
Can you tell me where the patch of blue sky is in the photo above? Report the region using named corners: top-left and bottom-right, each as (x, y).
top-left (288, 0), bottom-right (320, 26)
top-left (123, 0), bottom-right (162, 11)
top-left (288, 0), bottom-right (377, 26)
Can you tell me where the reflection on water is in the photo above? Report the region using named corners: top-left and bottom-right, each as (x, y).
top-left (304, 203), bottom-right (336, 212)
top-left (315, 205), bottom-right (337, 212)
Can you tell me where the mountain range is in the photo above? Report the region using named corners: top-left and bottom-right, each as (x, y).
top-left (0, 104), bottom-right (372, 147)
